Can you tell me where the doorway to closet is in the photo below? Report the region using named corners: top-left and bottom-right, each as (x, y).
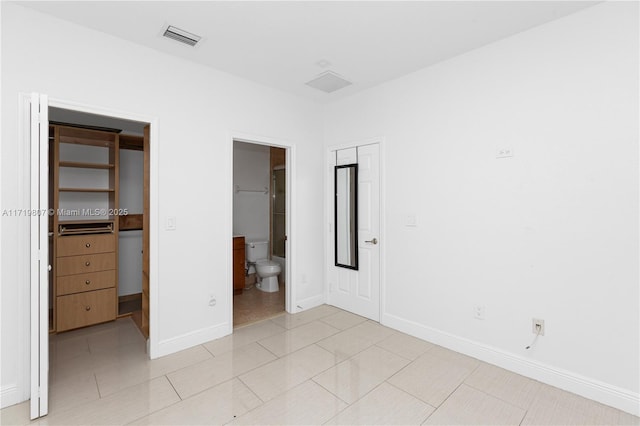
top-left (47, 107), bottom-right (150, 336)
top-left (232, 140), bottom-right (288, 327)
top-left (44, 107), bottom-right (152, 415)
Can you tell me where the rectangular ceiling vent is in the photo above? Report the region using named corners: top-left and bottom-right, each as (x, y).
top-left (163, 25), bottom-right (201, 47)
top-left (305, 71), bottom-right (352, 94)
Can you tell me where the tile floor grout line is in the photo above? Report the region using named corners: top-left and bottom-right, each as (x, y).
top-left (200, 342), bottom-right (218, 358)
top-left (519, 407), bottom-right (530, 426)
top-left (234, 343), bottom-right (342, 405)
top-left (93, 372), bottom-right (103, 399)
top-left (426, 360), bottom-right (485, 412)
top-left (309, 345), bottom-right (412, 408)
top-left (236, 374), bottom-right (267, 405)
top-left (317, 339), bottom-right (374, 364)
top-left (255, 339), bottom-right (283, 359)
top-left (254, 321), bottom-right (342, 358)
top-left (310, 376), bottom-right (352, 406)
top-left (456, 382), bottom-right (529, 420)
top-left (164, 373), bottom-right (184, 401)
top-left (384, 351), bottom-right (423, 384)
top-left (122, 382), bottom-right (186, 426)
top-left (384, 379), bottom-right (438, 411)
top-left (462, 380), bottom-right (533, 412)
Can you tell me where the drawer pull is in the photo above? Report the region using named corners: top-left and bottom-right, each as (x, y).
top-left (85, 261), bottom-right (91, 266)
top-left (85, 306), bottom-right (91, 311)
top-left (85, 280), bottom-right (91, 285)
top-left (85, 243), bottom-right (91, 248)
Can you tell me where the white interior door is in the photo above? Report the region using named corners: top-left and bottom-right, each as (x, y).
top-left (30, 93), bottom-right (49, 419)
top-left (330, 144), bottom-right (380, 321)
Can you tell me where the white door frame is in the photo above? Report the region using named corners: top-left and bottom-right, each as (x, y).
top-left (24, 94), bottom-right (160, 416)
top-left (325, 137), bottom-right (386, 321)
top-left (229, 132), bottom-right (296, 329)
top-left (29, 93), bottom-right (49, 419)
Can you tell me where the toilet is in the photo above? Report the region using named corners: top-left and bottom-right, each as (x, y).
top-left (246, 240), bottom-right (281, 292)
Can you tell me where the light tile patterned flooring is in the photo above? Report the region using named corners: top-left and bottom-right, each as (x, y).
top-left (1, 305), bottom-right (638, 425)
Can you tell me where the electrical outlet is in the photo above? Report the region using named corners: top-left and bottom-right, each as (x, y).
top-left (208, 295), bottom-right (216, 307)
top-left (532, 318), bottom-right (545, 335)
top-left (405, 214), bottom-right (417, 227)
top-left (474, 305), bottom-right (486, 320)
top-left (496, 148), bottom-right (514, 159)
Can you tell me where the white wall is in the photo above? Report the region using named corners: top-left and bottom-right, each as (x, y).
top-left (233, 141), bottom-right (270, 242)
top-left (324, 2), bottom-right (639, 414)
top-left (0, 3), bottom-right (324, 408)
top-left (119, 148), bottom-right (144, 296)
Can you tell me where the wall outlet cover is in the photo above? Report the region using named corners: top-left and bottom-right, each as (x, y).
top-left (474, 305), bottom-right (486, 320)
top-left (496, 148), bottom-right (514, 159)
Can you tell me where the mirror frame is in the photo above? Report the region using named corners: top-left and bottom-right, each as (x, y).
top-left (334, 163), bottom-right (359, 270)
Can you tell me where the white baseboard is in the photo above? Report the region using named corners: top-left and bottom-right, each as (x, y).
top-left (0, 384), bottom-right (24, 410)
top-left (156, 322), bottom-right (230, 358)
top-left (293, 294), bottom-right (325, 313)
top-left (381, 312), bottom-right (640, 416)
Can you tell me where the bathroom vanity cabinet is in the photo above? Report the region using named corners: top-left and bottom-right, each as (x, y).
top-left (233, 236), bottom-right (245, 295)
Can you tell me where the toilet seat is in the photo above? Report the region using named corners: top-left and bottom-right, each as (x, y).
top-left (255, 260), bottom-right (281, 275)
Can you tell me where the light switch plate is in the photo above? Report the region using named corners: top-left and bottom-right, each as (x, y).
top-left (405, 214), bottom-right (417, 227)
top-left (166, 216), bottom-right (176, 230)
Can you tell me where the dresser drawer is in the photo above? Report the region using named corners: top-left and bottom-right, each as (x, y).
top-left (57, 253), bottom-right (116, 276)
top-left (57, 270), bottom-right (116, 296)
top-left (57, 234), bottom-right (115, 257)
top-left (56, 288), bottom-right (116, 332)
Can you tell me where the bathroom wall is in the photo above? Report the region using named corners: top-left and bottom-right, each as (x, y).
top-left (233, 141), bottom-right (271, 242)
top-left (323, 1), bottom-right (639, 414)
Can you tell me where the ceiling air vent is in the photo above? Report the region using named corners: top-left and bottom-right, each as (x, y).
top-left (162, 25), bottom-right (201, 47)
top-left (305, 71), bottom-right (352, 94)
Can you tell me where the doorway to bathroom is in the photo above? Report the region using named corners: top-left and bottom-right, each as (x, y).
top-left (232, 140), bottom-right (288, 327)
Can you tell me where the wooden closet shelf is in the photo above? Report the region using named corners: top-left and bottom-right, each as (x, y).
top-left (59, 161), bottom-right (115, 169)
top-left (58, 126), bottom-right (117, 147)
top-left (59, 188), bottom-right (115, 193)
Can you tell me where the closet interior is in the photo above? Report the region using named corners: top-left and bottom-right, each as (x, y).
top-left (47, 109), bottom-right (149, 337)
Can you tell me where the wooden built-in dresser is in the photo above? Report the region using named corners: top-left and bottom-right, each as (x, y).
top-left (51, 124), bottom-right (120, 332)
top-left (56, 233), bottom-right (117, 331)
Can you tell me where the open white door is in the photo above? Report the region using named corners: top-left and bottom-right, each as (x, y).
top-left (329, 144), bottom-right (380, 321)
top-left (30, 93), bottom-right (49, 419)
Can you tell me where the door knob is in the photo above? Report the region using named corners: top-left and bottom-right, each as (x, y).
top-left (365, 238), bottom-right (378, 245)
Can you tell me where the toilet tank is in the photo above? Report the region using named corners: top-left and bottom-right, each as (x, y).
top-left (246, 240), bottom-right (269, 262)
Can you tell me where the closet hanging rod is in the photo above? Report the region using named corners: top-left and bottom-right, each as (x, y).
top-left (235, 185), bottom-right (268, 195)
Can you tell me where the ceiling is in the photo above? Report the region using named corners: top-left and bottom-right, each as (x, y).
top-left (21, 1), bottom-right (597, 103)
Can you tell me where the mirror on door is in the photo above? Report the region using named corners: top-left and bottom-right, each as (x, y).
top-left (335, 163), bottom-right (358, 269)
